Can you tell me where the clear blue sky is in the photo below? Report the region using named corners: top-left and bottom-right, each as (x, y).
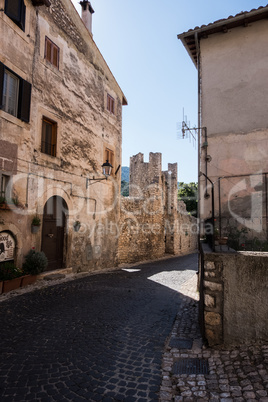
top-left (71, 0), bottom-right (267, 182)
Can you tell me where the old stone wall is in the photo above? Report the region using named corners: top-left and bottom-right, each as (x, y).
top-left (118, 153), bottom-right (197, 264)
top-left (0, 0), bottom-right (126, 271)
top-left (200, 243), bottom-right (268, 347)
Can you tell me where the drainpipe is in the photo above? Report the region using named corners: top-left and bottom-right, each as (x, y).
top-left (200, 172), bottom-right (215, 252)
top-left (195, 32), bottom-right (201, 242)
top-left (266, 173), bottom-right (268, 242)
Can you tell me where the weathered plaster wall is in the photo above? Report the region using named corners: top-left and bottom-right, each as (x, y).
top-left (0, 0), bottom-right (125, 271)
top-left (199, 20), bottom-right (268, 240)
top-left (201, 244), bottom-right (268, 347)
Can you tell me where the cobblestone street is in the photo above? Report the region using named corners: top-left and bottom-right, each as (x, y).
top-left (0, 253), bottom-right (267, 401)
top-left (160, 269), bottom-right (268, 402)
top-left (0, 254), bottom-right (197, 401)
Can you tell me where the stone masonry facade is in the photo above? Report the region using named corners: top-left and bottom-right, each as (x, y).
top-left (200, 243), bottom-right (268, 347)
top-left (118, 153), bottom-right (198, 264)
top-left (0, 0), bottom-right (126, 272)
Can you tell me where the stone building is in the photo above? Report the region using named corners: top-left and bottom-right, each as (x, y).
top-left (118, 153), bottom-right (197, 264)
top-left (0, 0), bottom-right (127, 271)
top-left (178, 5), bottom-right (268, 346)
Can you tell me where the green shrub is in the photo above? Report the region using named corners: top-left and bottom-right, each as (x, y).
top-left (22, 250), bottom-right (48, 275)
top-left (31, 215), bottom-right (41, 226)
top-left (0, 262), bottom-right (23, 281)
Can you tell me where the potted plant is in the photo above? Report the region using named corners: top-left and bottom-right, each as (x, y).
top-left (31, 215), bottom-right (41, 234)
top-left (22, 250), bottom-right (48, 277)
top-left (73, 220), bottom-right (81, 232)
top-left (0, 262), bottom-right (23, 293)
top-left (0, 196), bottom-right (7, 210)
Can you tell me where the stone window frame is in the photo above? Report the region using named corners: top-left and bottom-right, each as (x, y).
top-left (0, 62), bottom-right (32, 123)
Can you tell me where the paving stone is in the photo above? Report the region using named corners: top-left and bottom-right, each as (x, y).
top-left (1, 253), bottom-right (268, 401)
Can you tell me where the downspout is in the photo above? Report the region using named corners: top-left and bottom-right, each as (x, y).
top-left (266, 173), bottom-right (268, 242)
top-left (195, 32), bottom-right (201, 239)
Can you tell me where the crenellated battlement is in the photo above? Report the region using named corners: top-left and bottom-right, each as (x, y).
top-left (118, 152), bottom-right (198, 264)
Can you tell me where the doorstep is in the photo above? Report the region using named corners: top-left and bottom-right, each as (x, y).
top-left (38, 267), bottom-right (73, 281)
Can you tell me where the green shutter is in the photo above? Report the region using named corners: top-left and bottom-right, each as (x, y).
top-left (18, 79), bottom-right (31, 122)
top-left (4, 0), bottom-right (26, 31)
top-left (0, 62), bottom-right (4, 109)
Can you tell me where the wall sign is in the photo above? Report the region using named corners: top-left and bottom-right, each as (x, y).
top-left (0, 232), bottom-right (15, 262)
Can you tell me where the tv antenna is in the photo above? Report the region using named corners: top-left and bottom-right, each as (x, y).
top-left (177, 108), bottom-right (197, 149)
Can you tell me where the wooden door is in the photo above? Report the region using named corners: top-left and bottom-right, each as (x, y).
top-left (41, 196), bottom-right (67, 271)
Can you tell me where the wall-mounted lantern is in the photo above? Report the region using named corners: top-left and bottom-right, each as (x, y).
top-left (102, 160), bottom-right (113, 177)
top-left (86, 160), bottom-right (113, 187)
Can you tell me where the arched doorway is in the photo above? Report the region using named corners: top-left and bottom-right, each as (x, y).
top-left (41, 196), bottom-right (68, 271)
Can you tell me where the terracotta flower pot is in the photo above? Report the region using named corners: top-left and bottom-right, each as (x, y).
top-left (219, 237), bottom-right (228, 245)
top-left (21, 275), bottom-right (37, 287)
top-left (3, 277), bottom-right (22, 293)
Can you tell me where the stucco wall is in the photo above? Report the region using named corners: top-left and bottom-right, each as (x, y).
top-left (199, 20), bottom-right (268, 241)
top-left (201, 245), bottom-right (268, 347)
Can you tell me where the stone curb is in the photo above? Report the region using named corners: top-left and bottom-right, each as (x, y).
top-left (160, 273), bottom-right (268, 401)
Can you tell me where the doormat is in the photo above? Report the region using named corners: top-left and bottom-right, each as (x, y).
top-left (169, 338), bottom-right (193, 349)
top-left (172, 358), bottom-right (209, 375)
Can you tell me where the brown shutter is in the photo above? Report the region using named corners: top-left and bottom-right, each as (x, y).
top-left (0, 62), bottom-right (4, 109)
top-left (41, 119), bottom-right (46, 153)
top-left (52, 46), bottom-right (58, 68)
top-left (51, 122), bottom-right (57, 156)
top-left (46, 39), bottom-right (52, 63)
top-left (18, 79), bottom-right (31, 122)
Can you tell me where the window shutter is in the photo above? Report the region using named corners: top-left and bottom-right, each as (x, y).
top-left (52, 46), bottom-right (58, 67)
top-left (51, 123), bottom-right (57, 156)
top-left (20, 1), bottom-right (25, 31)
top-left (18, 79), bottom-right (31, 122)
top-left (5, 0), bottom-right (26, 31)
top-left (0, 62), bottom-right (4, 109)
top-left (5, 0), bottom-right (21, 21)
top-left (45, 38), bottom-right (52, 63)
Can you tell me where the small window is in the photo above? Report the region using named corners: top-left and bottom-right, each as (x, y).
top-left (4, 0), bottom-right (26, 31)
top-left (0, 174), bottom-right (10, 200)
top-left (107, 94), bottom-right (115, 114)
top-left (0, 62), bottom-right (31, 122)
top-left (41, 117), bottom-right (57, 157)
top-left (45, 37), bottom-right (59, 69)
top-left (3, 70), bottom-right (19, 117)
top-left (104, 148), bottom-right (114, 175)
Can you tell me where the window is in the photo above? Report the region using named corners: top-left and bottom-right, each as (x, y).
top-left (41, 117), bottom-right (57, 157)
top-left (4, 0), bottom-right (26, 31)
top-left (104, 148), bottom-right (114, 175)
top-left (45, 37), bottom-right (59, 69)
top-left (107, 94), bottom-right (115, 114)
top-left (0, 62), bottom-right (31, 122)
top-left (3, 70), bottom-right (19, 117)
top-left (0, 174), bottom-right (10, 200)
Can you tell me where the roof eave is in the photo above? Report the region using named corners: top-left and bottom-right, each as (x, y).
top-left (177, 5), bottom-right (268, 67)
